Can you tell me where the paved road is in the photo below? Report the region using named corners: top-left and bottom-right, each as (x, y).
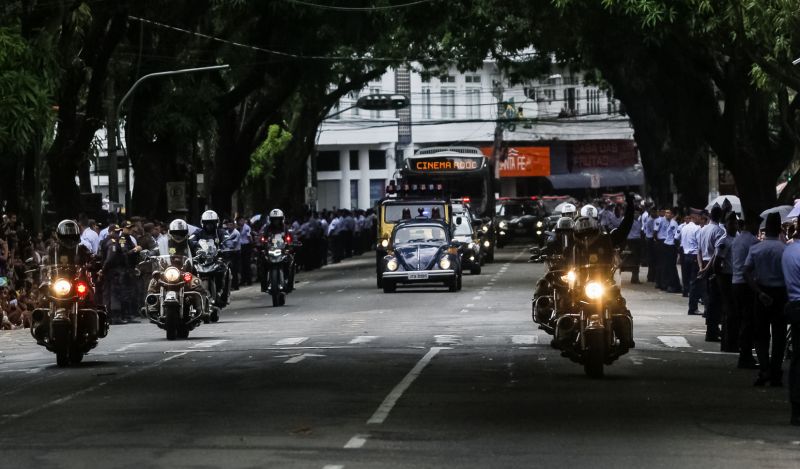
top-left (1, 247), bottom-right (798, 469)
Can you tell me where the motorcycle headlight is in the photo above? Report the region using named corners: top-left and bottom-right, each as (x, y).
top-left (499, 221), bottom-right (508, 229)
top-left (269, 248), bottom-right (283, 257)
top-left (536, 230), bottom-right (542, 235)
top-left (52, 278), bottom-right (72, 297)
top-left (536, 221), bottom-right (543, 228)
top-left (386, 258), bottom-right (398, 271)
top-left (585, 281), bottom-right (604, 300)
top-left (481, 226), bottom-right (489, 233)
top-left (163, 267), bottom-right (181, 283)
top-left (483, 240), bottom-right (490, 248)
top-left (439, 257), bottom-right (451, 270)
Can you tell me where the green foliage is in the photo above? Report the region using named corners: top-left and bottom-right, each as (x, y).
top-left (0, 27), bottom-right (54, 157)
top-left (247, 125), bottom-right (292, 181)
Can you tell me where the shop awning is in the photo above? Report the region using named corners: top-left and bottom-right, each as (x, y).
top-left (546, 167), bottom-right (644, 190)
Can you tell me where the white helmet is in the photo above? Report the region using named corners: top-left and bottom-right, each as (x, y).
top-left (268, 208), bottom-right (285, 230)
top-left (555, 216), bottom-right (574, 232)
top-left (168, 219), bottom-right (190, 243)
top-left (580, 204), bottom-right (598, 219)
top-left (201, 210), bottom-right (219, 233)
top-left (269, 208), bottom-right (284, 219)
top-left (560, 203), bottom-right (577, 218)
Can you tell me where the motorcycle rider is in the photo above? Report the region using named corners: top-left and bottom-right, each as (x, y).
top-left (259, 209), bottom-right (293, 293)
top-left (580, 204), bottom-right (598, 220)
top-left (532, 216), bottom-right (576, 328)
top-left (146, 219), bottom-right (208, 316)
top-left (560, 203), bottom-right (577, 220)
top-left (567, 192), bottom-right (636, 350)
top-left (189, 210), bottom-right (231, 306)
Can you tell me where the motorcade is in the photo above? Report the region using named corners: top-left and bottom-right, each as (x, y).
top-left (530, 248), bottom-right (633, 378)
top-left (144, 254), bottom-right (208, 340)
top-left (451, 201), bottom-right (482, 274)
top-left (261, 231), bottom-right (298, 307)
top-left (495, 197), bottom-right (548, 247)
top-left (541, 195), bottom-right (579, 229)
top-left (380, 219), bottom-right (462, 293)
top-left (30, 262), bottom-right (108, 366)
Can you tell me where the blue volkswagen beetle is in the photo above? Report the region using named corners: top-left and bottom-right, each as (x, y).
top-left (381, 219), bottom-right (462, 293)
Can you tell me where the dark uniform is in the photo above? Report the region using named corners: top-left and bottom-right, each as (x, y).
top-left (102, 231), bottom-right (140, 324)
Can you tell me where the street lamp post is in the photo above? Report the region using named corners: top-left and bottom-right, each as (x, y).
top-left (115, 64), bottom-right (230, 214)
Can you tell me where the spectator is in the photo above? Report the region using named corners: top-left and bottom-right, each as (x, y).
top-left (781, 216), bottom-right (800, 425)
top-left (731, 217), bottom-right (760, 369)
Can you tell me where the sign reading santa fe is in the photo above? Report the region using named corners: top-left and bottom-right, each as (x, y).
top-left (480, 146), bottom-right (551, 177)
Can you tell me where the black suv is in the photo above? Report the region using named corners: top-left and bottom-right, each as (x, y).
top-left (495, 198), bottom-right (548, 247)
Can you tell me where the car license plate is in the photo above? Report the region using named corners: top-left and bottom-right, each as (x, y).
top-left (408, 272), bottom-right (429, 280)
top-left (515, 227), bottom-right (527, 234)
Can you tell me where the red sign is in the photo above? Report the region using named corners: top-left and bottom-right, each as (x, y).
top-left (570, 140), bottom-right (637, 169)
top-left (482, 146), bottom-right (550, 177)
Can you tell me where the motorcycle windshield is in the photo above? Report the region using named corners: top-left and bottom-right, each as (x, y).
top-left (198, 239), bottom-right (217, 255)
top-left (153, 255), bottom-right (193, 272)
top-left (41, 264), bottom-right (80, 281)
top-left (268, 234), bottom-right (286, 249)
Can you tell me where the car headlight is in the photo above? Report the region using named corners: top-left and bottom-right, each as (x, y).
top-left (536, 230), bottom-right (542, 235)
top-left (536, 221), bottom-right (543, 227)
top-left (483, 240), bottom-right (490, 248)
top-left (499, 221), bottom-right (508, 229)
top-left (386, 258), bottom-right (398, 271)
top-left (439, 257), bottom-right (451, 270)
top-left (52, 278), bottom-right (72, 297)
top-left (163, 267), bottom-right (181, 283)
top-left (380, 238), bottom-right (389, 249)
top-left (585, 281), bottom-right (604, 300)
top-left (269, 248), bottom-right (283, 257)
top-left (481, 226), bottom-right (489, 233)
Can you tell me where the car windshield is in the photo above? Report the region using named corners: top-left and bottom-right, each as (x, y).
top-left (393, 226), bottom-right (447, 244)
top-left (384, 204), bottom-right (446, 222)
top-left (452, 217), bottom-right (473, 235)
top-left (498, 203), bottom-right (541, 217)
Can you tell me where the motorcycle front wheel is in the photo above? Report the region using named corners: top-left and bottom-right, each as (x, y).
top-left (270, 268), bottom-right (282, 307)
top-left (165, 305), bottom-right (180, 340)
top-left (583, 331), bottom-right (606, 379)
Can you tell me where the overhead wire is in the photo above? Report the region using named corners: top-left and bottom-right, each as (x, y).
top-left (281, 0), bottom-right (439, 11)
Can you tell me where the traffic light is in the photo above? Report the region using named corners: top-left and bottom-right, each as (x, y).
top-left (356, 94), bottom-right (409, 110)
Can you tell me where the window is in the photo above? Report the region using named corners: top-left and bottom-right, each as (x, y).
top-left (441, 88), bottom-right (455, 119)
top-left (350, 180), bottom-right (358, 207)
top-left (543, 89), bottom-right (555, 102)
top-left (369, 179), bottom-right (385, 206)
top-left (440, 75), bottom-right (455, 83)
top-left (586, 89), bottom-right (601, 115)
top-left (368, 150), bottom-right (386, 169)
top-left (349, 150), bottom-right (359, 170)
top-left (317, 151), bottom-right (340, 171)
top-left (421, 88), bottom-right (432, 119)
top-left (466, 88), bottom-right (481, 118)
top-left (369, 87), bottom-right (381, 119)
top-left (350, 91), bottom-right (360, 116)
top-left (465, 75), bottom-right (481, 84)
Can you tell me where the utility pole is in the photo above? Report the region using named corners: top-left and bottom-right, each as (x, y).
top-left (106, 80), bottom-right (119, 207)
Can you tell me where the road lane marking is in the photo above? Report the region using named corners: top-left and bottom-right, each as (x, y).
top-left (367, 347), bottom-right (449, 425)
top-left (472, 296), bottom-right (482, 300)
top-left (275, 337), bottom-right (308, 346)
top-left (114, 343), bottom-right (147, 353)
top-left (349, 336), bottom-right (379, 345)
top-left (460, 309), bottom-right (469, 313)
top-left (0, 352), bottom-right (189, 423)
top-left (434, 335), bottom-right (461, 345)
top-left (465, 304), bottom-right (474, 307)
top-left (344, 434), bottom-right (369, 449)
top-left (191, 340), bottom-right (229, 348)
top-left (511, 335), bottom-right (538, 345)
top-left (323, 466), bottom-right (344, 469)
top-left (283, 353), bottom-right (325, 364)
top-left (657, 336), bottom-right (691, 348)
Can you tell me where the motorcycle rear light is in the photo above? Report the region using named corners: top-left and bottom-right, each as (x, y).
top-left (183, 272), bottom-right (193, 283)
top-left (285, 235), bottom-right (292, 244)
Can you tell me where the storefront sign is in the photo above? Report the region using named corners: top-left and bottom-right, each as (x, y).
top-left (570, 140), bottom-right (637, 169)
top-left (409, 156), bottom-right (484, 173)
top-left (481, 146), bottom-right (551, 177)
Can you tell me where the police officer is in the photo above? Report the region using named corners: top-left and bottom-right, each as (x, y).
top-left (781, 217), bottom-right (800, 425)
top-left (731, 217), bottom-right (759, 368)
top-left (190, 210), bottom-right (230, 305)
top-left (679, 211), bottom-right (701, 300)
top-left (102, 223), bottom-right (141, 324)
top-left (696, 206), bottom-right (726, 341)
top-left (744, 212), bottom-right (787, 387)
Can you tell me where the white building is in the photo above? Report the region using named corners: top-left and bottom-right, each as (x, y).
top-left (315, 61), bottom-right (639, 211)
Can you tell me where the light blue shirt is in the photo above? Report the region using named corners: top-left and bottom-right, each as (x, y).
top-left (656, 216), bottom-right (668, 240)
top-left (642, 213), bottom-right (655, 239)
top-left (697, 222), bottom-right (725, 261)
top-left (731, 231), bottom-right (758, 284)
top-left (239, 223), bottom-right (251, 246)
top-left (664, 219), bottom-right (679, 246)
top-left (679, 222), bottom-right (700, 255)
top-left (782, 241), bottom-right (800, 301)
top-left (627, 217), bottom-right (642, 240)
top-left (744, 237), bottom-right (786, 288)
top-left (221, 229), bottom-right (241, 251)
top-left (714, 232), bottom-right (736, 275)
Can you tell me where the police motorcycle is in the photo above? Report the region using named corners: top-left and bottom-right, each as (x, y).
top-left (531, 215), bottom-right (634, 378)
top-left (194, 237), bottom-right (231, 323)
top-left (143, 220), bottom-right (209, 340)
top-left (30, 220), bottom-right (109, 367)
top-left (452, 214), bottom-right (482, 274)
top-left (262, 231), bottom-right (297, 307)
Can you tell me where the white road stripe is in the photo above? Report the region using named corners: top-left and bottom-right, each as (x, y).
top-left (191, 339), bottom-right (228, 348)
top-left (434, 335), bottom-right (461, 345)
top-left (367, 347), bottom-right (448, 425)
top-left (275, 337), bottom-right (308, 346)
top-left (472, 296), bottom-right (482, 300)
top-left (114, 343), bottom-right (147, 353)
top-left (284, 355), bottom-right (307, 364)
top-left (344, 434), bottom-right (369, 449)
top-left (323, 466), bottom-right (344, 469)
top-left (349, 336), bottom-right (379, 345)
top-left (657, 336), bottom-right (692, 348)
top-left (460, 309), bottom-right (469, 313)
top-left (511, 335), bottom-right (538, 345)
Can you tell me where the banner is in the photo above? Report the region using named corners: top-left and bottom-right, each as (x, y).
top-left (481, 146), bottom-right (550, 177)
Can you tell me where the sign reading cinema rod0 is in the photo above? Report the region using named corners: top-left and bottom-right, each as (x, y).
top-left (408, 155), bottom-right (485, 174)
